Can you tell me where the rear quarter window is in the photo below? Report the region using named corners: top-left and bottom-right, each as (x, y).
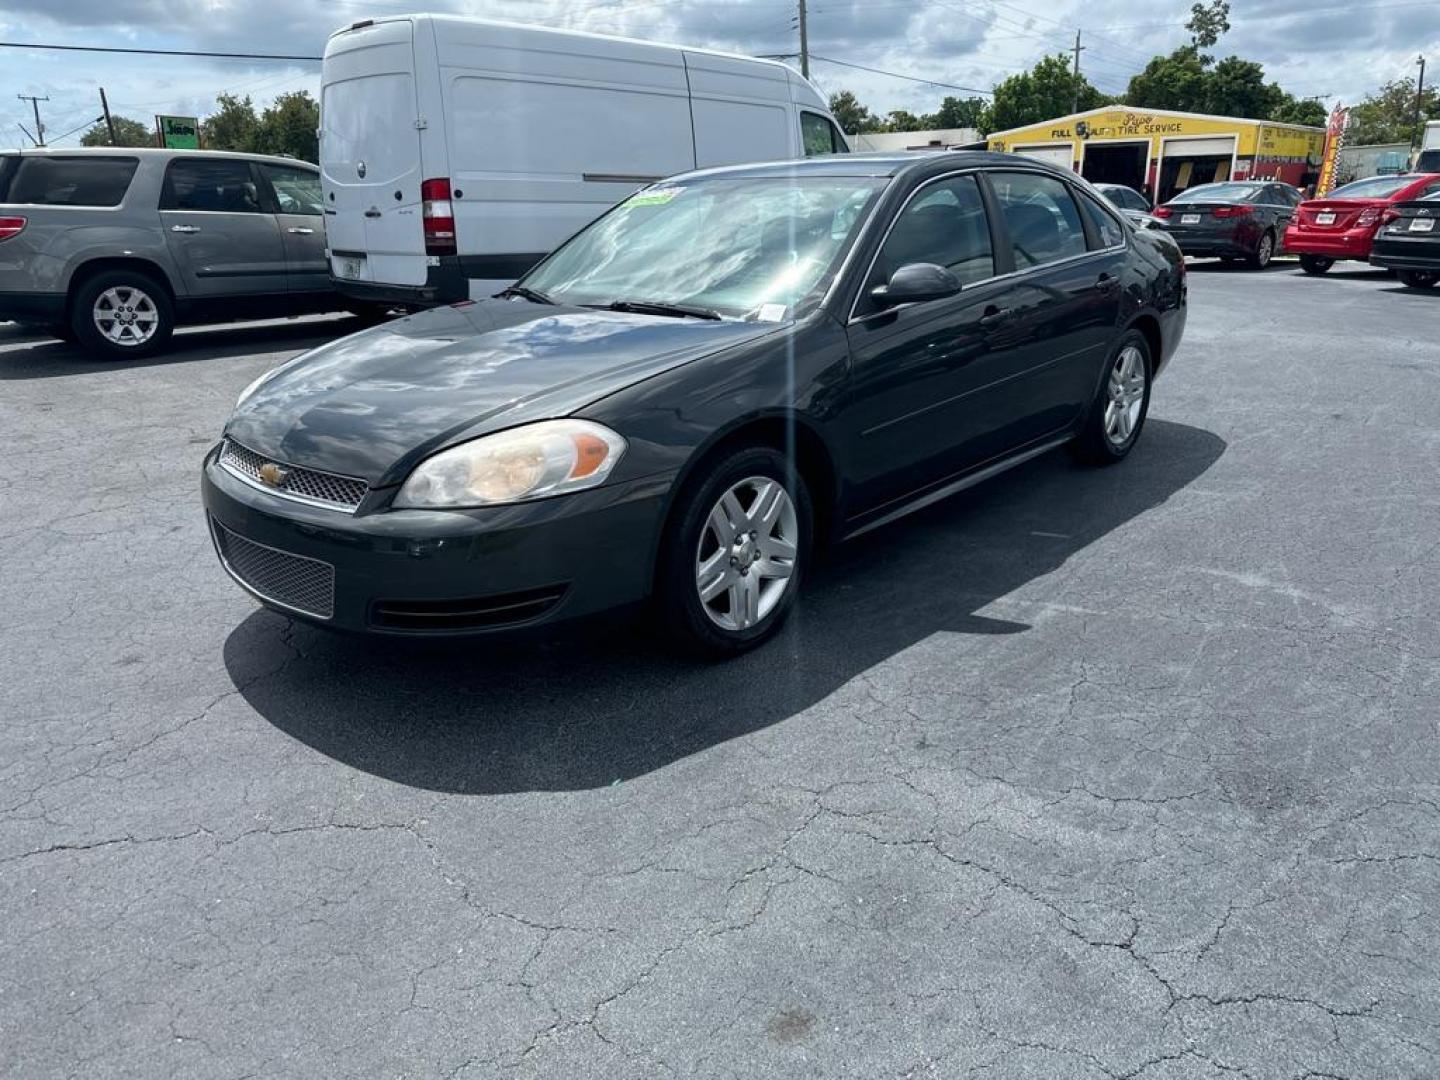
top-left (0, 156), bottom-right (139, 207)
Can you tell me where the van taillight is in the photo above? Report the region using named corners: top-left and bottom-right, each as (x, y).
top-left (421, 178), bottom-right (456, 256)
top-left (0, 216), bottom-right (26, 242)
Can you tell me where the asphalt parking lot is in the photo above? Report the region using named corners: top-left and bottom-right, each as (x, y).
top-left (2, 262), bottom-right (1437, 1079)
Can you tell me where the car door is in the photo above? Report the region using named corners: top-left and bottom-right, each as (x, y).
top-left (257, 161), bottom-right (330, 298)
top-left (840, 171), bottom-right (1038, 514)
top-left (159, 157), bottom-right (287, 299)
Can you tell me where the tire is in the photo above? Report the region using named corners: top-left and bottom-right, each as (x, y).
top-left (1071, 330), bottom-right (1153, 467)
top-left (1248, 230), bottom-right (1275, 270)
top-left (657, 446), bottom-right (812, 656)
top-left (1398, 269), bottom-right (1439, 289)
top-left (1299, 255), bottom-right (1334, 275)
top-left (69, 269), bottom-right (174, 359)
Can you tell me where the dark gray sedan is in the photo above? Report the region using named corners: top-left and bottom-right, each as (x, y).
top-left (1152, 180), bottom-right (1303, 268)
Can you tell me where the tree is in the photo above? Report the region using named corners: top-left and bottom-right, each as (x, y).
top-left (827, 90), bottom-right (883, 134)
top-left (250, 91), bottom-right (320, 162)
top-left (201, 93), bottom-right (259, 153)
top-left (1346, 78), bottom-right (1440, 145)
top-left (1126, 47), bottom-right (1211, 113)
top-left (1187, 0), bottom-right (1231, 51)
top-left (926, 95), bottom-right (990, 132)
top-left (989, 53), bottom-right (1108, 131)
top-left (885, 110), bottom-right (926, 133)
top-left (1270, 94), bottom-right (1327, 129)
top-left (1204, 56), bottom-right (1282, 120)
top-left (80, 115), bottom-right (152, 147)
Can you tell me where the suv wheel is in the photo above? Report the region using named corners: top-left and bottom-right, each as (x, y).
top-left (1299, 255), bottom-right (1334, 275)
top-left (659, 446), bottom-right (811, 656)
top-left (1398, 269), bottom-right (1438, 289)
top-left (1071, 330), bottom-right (1152, 466)
top-left (70, 270), bottom-right (174, 359)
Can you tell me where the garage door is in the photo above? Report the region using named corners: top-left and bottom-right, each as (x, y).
top-left (1013, 144), bottom-right (1074, 170)
top-left (1164, 136), bottom-right (1236, 158)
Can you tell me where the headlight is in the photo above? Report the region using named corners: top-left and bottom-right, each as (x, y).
top-left (394, 420), bottom-right (627, 509)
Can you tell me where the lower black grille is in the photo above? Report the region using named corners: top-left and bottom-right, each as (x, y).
top-left (211, 519), bottom-right (335, 619)
top-left (371, 586), bottom-right (566, 632)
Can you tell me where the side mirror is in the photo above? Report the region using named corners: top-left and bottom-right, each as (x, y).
top-left (871, 262), bottom-right (962, 307)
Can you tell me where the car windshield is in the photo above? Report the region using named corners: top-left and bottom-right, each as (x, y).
top-left (1327, 176), bottom-right (1416, 199)
top-left (520, 175), bottom-right (887, 320)
top-left (1170, 183), bottom-right (1262, 204)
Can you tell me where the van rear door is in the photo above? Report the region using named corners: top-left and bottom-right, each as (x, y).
top-left (320, 20), bottom-right (427, 287)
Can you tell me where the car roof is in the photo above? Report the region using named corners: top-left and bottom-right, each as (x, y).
top-left (1, 146), bottom-right (316, 170)
top-left (661, 150), bottom-right (1075, 185)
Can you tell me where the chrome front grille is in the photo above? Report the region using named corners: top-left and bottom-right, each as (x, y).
top-left (219, 440), bottom-right (368, 512)
top-left (211, 519), bottom-right (335, 619)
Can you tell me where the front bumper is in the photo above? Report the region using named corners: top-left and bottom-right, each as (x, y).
top-left (1282, 227), bottom-right (1375, 260)
top-left (0, 290), bottom-right (65, 325)
top-left (202, 447), bottom-right (674, 636)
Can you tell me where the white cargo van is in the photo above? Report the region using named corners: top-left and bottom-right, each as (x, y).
top-left (319, 14), bottom-right (850, 308)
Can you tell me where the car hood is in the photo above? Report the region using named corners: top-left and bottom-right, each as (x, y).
top-left (225, 301), bottom-right (779, 485)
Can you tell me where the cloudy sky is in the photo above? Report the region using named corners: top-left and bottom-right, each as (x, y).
top-left (2, 0), bottom-right (1434, 149)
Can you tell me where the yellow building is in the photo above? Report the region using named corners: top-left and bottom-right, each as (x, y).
top-left (986, 106), bottom-right (1326, 204)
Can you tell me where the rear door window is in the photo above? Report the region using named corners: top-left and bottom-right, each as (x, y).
top-left (0, 155), bottom-right (138, 206)
top-left (260, 163), bottom-right (323, 216)
top-left (988, 171), bottom-right (1089, 269)
top-left (1077, 190), bottom-right (1126, 249)
top-left (161, 159), bottom-right (264, 213)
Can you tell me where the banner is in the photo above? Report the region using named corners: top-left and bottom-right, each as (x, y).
top-left (155, 115), bottom-right (200, 150)
top-left (1315, 105), bottom-right (1349, 198)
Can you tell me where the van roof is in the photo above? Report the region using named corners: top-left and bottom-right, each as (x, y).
top-left (327, 13), bottom-right (812, 81)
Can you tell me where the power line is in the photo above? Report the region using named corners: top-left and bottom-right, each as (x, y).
top-left (809, 54), bottom-right (994, 96)
top-left (0, 41), bottom-right (321, 62)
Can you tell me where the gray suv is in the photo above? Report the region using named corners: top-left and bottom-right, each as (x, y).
top-left (0, 148), bottom-right (349, 358)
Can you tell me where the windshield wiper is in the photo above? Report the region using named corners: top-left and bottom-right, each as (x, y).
top-left (602, 298), bottom-right (722, 321)
top-left (495, 284), bottom-right (555, 305)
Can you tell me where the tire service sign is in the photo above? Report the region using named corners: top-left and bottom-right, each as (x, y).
top-left (156, 115), bottom-right (201, 150)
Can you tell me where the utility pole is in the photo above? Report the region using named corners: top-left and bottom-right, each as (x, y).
top-left (1415, 54), bottom-right (1427, 149)
top-left (1071, 31), bottom-right (1086, 115)
top-left (100, 87), bottom-right (118, 145)
top-left (17, 93), bottom-right (48, 146)
top-left (798, 0), bottom-right (810, 79)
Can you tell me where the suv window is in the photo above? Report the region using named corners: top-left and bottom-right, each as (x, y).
top-left (989, 171), bottom-right (1088, 269)
top-left (1078, 190), bottom-right (1126, 249)
top-left (0, 155), bottom-right (138, 207)
top-left (864, 174), bottom-right (993, 308)
top-left (261, 163), bottom-right (322, 216)
top-left (161, 159), bottom-right (264, 213)
top-left (801, 112), bottom-right (849, 156)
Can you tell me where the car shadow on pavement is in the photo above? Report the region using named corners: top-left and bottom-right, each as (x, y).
top-left (225, 419), bottom-right (1225, 795)
top-left (0, 315), bottom-right (364, 379)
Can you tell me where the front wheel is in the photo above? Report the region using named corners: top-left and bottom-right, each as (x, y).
top-left (69, 270), bottom-right (174, 359)
top-left (658, 447), bottom-right (811, 656)
top-left (1398, 269), bottom-right (1439, 289)
top-left (1071, 331), bottom-right (1152, 466)
top-left (1299, 255), bottom-right (1334, 275)
top-left (1248, 230), bottom-right (1275, 269)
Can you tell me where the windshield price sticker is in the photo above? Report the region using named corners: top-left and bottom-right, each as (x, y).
top-left (627, 187), bottom-right (684, 207)
top-left (756, 303), bottom-right (789, 323)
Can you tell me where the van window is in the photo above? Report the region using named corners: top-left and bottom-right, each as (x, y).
top-left (801, 112), bottom-right (849, 156)
top-left (162, 159), bottom-right (264, 213)
top-left (864, 174), bottom-right (994, 307)
top-left (988, 171), bottom-right (1089, 269)
top-left (261, 163), bottom-right (323, 216)
top-left (0, 155), bottom-right (138, 207)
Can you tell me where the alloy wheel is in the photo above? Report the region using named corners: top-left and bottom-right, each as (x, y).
top-left (694, 475), bottom-right (798, 631)
top-left (1103, 345), bottom-right (1147, 447)
top-left (93, 285), bottom-right (159, 347)
top-left (1255, 233), bottom-right (1274, 267)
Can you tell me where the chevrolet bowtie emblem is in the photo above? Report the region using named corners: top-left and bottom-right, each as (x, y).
top-left (258, 463), bottom-right (289, 487)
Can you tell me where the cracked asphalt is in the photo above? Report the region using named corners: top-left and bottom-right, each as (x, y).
top-left (2, 262), bottom-right (1437, 1079)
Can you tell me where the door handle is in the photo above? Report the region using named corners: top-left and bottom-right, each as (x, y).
top-left (286, 227), bottom-right (315, 235)
top-left (1095, 273), bottom-right (1120, 294)
top-left (363, 208), bottom-right (382, 219)
top-left (978, 306), bottom-right (1014, 329)
top-left (170, 224), bottom-right (201, 234)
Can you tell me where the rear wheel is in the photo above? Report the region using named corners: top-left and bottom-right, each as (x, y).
top-left (1071, 330), bottom-right (1152, 466)
top-left (658, 446), bottom-right (811, 656)
top-left (69, 270), bottom-right (174, 359)
top-left (1248, 230), bottom-right (1275, 269)
top-left (1299, 255), bottom-right (1334, 275)
top-left (1398, 269), bottom-right (1439, 289)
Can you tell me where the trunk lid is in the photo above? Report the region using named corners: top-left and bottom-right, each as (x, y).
top-left (1293, 198), bottom-right (1385, 230)
top-left (320, 19), bottom-right (428, 287)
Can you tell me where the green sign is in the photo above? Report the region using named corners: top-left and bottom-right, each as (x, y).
top-left (156, 115), bottom-right (200, 150)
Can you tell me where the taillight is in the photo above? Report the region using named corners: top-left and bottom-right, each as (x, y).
top-left (1153, 206), bottom-right (1173, 218)
top-left (1381, 208), bottom-right (1401, 224)
top-left (421, 177), bottom-right (456, 256)
top-left (0, 216), bottom-right (26, 242)
top-left (1356, 206), bottom-right (1383, 227)
top-left (1211, 205), bottom-right (1253, 219)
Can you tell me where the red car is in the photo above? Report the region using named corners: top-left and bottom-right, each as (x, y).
top-left (1285, 173), bottom-right (1440, 274)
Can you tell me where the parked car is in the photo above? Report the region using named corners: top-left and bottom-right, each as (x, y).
top-left (0, 148), bottom-right (353, 358)
top-left (320, 14), bottom-right (851, 311)
top-left (203, 152), bottom-right (1186, 654)
top-left (1369, 191), bottom-right (1440, 288)
top-left (1151, 180), bottom-right (1303, 268)
top-left (1284, 173), bottom-right (1440, 275)
top-left (1093, 183), bottom-right (1162, 230)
